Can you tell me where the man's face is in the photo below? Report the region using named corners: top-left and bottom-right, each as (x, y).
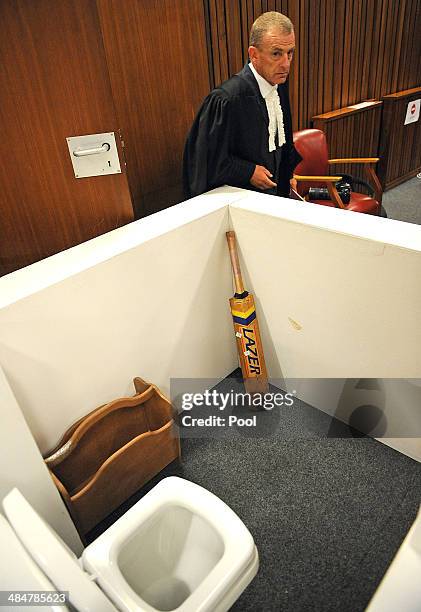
top-left (249, 28), bottom-right (295, 85)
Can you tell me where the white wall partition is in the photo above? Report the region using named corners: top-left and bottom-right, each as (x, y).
top-left (0, 366), bottom-right (82, 553)
top-left (0, 189), bottom-right (243, 455)
top-left (1, 186), bottom-right (420, 549)
top-left (229, 193), bottom-right (421, 460)
top-left (229, 192), bottom-right (421, 378)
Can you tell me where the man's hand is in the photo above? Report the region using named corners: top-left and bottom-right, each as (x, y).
top-left (250, 165), bottom-right (277, 190)
top-left (290, 177), bottom-right (298, 191)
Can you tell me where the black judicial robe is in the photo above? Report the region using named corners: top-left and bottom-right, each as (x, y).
top-left (183, 63), bottom-right (301, 199)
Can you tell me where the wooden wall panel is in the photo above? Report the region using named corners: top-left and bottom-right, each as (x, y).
top-left (313, 102), bottom-right (383, 190)
top-left (96, 0), bottom-right (211, 218)
top-left (0, 0), bottom-right (134, 276)
top-left (204, 0), bottom-right (421, 131)
top-left (378, 87), bottom-right (421, 189)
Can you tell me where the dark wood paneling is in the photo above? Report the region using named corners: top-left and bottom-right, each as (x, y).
top-left (205, 0), bottom-right (421, 131)
top-left (96, 0), bottom-right (211, 218)
top-left (313, 102), bottom-right (383, 189)
top-left (378, 87), bottom-right (421, 189)
top-left (0, 0), bottom-right (134, 276)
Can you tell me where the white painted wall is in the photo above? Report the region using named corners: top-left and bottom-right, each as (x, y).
top-left (0, 366), bottom-right (82, 553)
top-left (229, 193), bottom-right (421, 460)
top-left (1, 186), bottom-right (420, 550)
top-left (229, 193), bottom-right (421, 378)
top-left (0, 189), bottom-right (242, 454)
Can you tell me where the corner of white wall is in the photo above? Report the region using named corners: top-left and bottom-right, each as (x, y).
top-left (0, 365), bottom-right (83, 554)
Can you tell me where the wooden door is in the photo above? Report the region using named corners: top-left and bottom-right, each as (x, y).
top-left (0, 0), bottom-right (134, 275)
top-left (97, 0), bottom-right (211, 217)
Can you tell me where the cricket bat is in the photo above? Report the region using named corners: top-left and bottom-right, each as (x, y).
top-left (226, 231), bottom-right (268, 394)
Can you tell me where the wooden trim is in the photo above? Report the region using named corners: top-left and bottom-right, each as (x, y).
top-left (312, 101), bottom-right (383, 122)
top-left (328, 158), bottom-right (379, 164)
top-left (383, 166), bottom-right (421, 191)
top-left (327, 183), bottom-right (346, 209)
top-left (382, 86), bottom-right (421, 99)
top-left (294, 174), bottom-right (343, 182)
top-left (365, 165), bottom-right (383, 204)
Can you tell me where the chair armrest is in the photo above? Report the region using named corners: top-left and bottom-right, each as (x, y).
top-left (365, 165), bottom-right (383, 204)
top-left (327, 160), bottom-right (383, 203)
top-left (293, 175), bottom-right (346, 209)
top-left (294, 174), bottom-right (343, 182)
top-left (328, 158), bottom-right (379, 164)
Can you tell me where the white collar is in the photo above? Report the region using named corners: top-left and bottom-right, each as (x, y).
top-left (248, 62), bottom-right (278, 99)
top-left (248, 62), bottom-right (285, 152)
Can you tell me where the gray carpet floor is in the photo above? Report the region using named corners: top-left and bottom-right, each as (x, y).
top-left (382, 175), bottom-right (421, 224)
top-left (87, 370), bottom-right (421, 612)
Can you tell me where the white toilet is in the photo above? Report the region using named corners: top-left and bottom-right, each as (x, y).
top-left (1, 477), bottom-right (259, 612)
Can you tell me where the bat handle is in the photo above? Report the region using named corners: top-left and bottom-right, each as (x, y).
top-left (226, 231), bottom-right (245, 295)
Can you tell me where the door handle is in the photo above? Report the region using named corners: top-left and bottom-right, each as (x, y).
top-left (73, 143), bottom-right (110, 157)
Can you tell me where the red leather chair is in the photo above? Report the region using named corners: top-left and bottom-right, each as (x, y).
top-left (293, 129), bottom-right (383, 214)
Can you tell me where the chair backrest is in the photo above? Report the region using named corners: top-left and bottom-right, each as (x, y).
top-left (293, 129), bottom-right (330, 195)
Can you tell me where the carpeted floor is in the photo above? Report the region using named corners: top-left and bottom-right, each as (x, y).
top-left (87, 370), bottom-right (421, 612)
top-left (382, 175), bottom-right (421, 224)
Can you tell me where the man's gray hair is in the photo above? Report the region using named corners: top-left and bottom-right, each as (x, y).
top-left (249, 11), bottom-right (294, 48)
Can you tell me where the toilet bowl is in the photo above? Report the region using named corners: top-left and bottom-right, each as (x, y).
top-left (2, 477), bottom-right (259, 612)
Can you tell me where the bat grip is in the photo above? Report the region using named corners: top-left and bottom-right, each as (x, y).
top-left (226, 231), bottom-right (245, 295)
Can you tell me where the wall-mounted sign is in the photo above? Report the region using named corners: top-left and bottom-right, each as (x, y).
top-left (404, 99), bottom-right (420, 125)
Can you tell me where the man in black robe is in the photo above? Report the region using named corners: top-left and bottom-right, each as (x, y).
top-left (183, 11), bottom-right (301, 199)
